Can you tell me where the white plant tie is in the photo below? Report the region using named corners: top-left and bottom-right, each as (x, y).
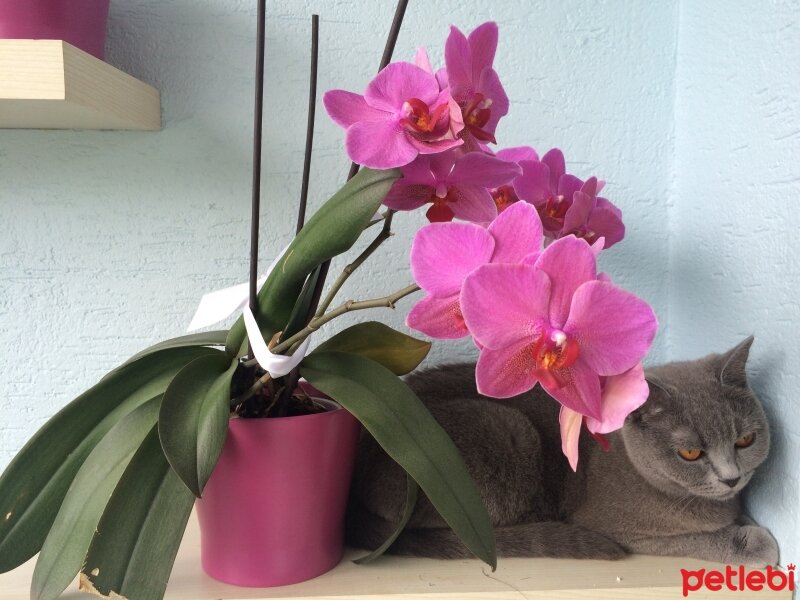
top-left (186, 247), bottom-right (313, 378)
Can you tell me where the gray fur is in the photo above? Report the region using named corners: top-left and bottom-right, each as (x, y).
top-left (347, 337), bottom-right (779, 566)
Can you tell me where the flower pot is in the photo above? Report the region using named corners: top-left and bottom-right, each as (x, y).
top-left (195, 400), bottom-right (361, 587)
top-left (0, 0), bottom-right (110, 60)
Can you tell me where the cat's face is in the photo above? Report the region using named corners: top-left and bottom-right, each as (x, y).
top-left (621, 338), bottom-right (770, 500)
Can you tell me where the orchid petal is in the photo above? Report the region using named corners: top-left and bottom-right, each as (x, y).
top-left (587, 363), bottom-right (649, 434)
top-left (477, 67), bottom-right (509, 134)
top-left (590, 238), bottom-right (606, 257)
top-left (534, 236), bottom-right (597, 329)
top-left (406, 294), bottom-right (469, 339)
top-left (467, 22), bottom-right (498, 83)
top-left (426, 150), bottom-right (459, 180)
top-left (323, 90), bottom-right (387, 128)
top-left (558, 173), bottom-right (584, 200)
top-left (564, 280), bottom-right (658, 376)
top-left (415, 47), bottom-right (433, 74)
top-left (588, 200), bottom-right (626, 248)
top-left (411, 223), bottom-right (494, 296)
top-left (541, 148), bottom-right (566, 189)
top-left (449, 152), bottom-right (521, 188)
top-left (541, 359), bottom-right (603, 421)
top-left (475, 341), bottom-right (539, 398)
top-left (346, 119), bottom-right (417, 169)
top-left (559, 407), bottom-right (583, 472)
top-left (407, 134), bottom-right (464, 155)
top-left (562, 190), bottom-right (596, 234)
top-left (365, 62), bottom-right (439, 112)
top-left (382, 181), bottom-right (431, 212)
top-left (398, 154), bottom-right (437, 185)
top-left (496, 146), bottom-right (539, 164)
top-left (444, 25), bottom-right (473, 100)
top-left (461, 263), bottom-right (551, 349)
top-left (514, 159), bottom-right (553, 205)
top-left (488, 202), bottom-right (544, 263)
top-left (448, 184), bottom-right (498, 223)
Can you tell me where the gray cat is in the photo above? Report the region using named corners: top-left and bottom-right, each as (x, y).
top-left (347, 337), bottom-right (780, 566)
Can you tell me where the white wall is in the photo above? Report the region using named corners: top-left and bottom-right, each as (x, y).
top-left (671, 0), bottom-right (800, 565)
top-left (15, 0), bottom-right (800, 566)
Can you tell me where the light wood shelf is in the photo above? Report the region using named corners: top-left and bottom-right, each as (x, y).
top-left (0, 512), bottom-right (791, 599)
top-left (0, 39), bottom-right (160, 130)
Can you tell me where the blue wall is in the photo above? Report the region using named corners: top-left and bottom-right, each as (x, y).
top-left (671, 0), bottom-right (800, 565)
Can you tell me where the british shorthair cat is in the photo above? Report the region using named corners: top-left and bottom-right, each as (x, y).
top-left (347, 337), bottom-right (779, 566)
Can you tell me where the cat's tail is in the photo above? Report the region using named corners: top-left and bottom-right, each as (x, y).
top-left (347, 507), bottom-right (627, 560)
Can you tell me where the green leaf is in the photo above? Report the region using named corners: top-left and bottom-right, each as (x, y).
top-left (120, 331), bottom-right (229, 368)
top-left (0, 346), bottom-right (220, 574)
top-left (31, 396), bottom-right (162, 600)
top-left (354, 474), bottom-right (419, 564)
top-left (81, 427), bottom-right (195, 600)
top-left (159, 352), bottom-right (237, 497)
top-left (282, 264), bottom-right (323, 340)
top-left (300, 351), bottom-right (497, 569)
top-left (225, 167), bottom-right (400, 355)
top-left (313, 322), bottom-right (431, 376)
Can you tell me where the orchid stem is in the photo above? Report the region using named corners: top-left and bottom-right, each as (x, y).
top-left (231, 282), bottom-right (420, 408)
top-left (315, 209), bottom-right (396, 318)
top-left (272, 283), bottom-right (419, 356)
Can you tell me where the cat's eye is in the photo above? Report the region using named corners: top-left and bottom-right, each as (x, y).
top-left (677, 448), bottom-right (703, 461)
top-left (735, 433), bottom-right (755, 448)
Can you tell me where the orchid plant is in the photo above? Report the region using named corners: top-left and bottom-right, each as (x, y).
top-left (325, 21), bottom-right (657, 469)
top-left (0, 11), bottom-right (657, 600)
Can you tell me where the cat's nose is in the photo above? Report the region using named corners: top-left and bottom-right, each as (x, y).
top-left (722, 477), bottom-right (741, 488)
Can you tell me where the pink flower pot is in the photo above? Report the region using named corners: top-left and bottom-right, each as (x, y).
top-left (195, 401), bottom-right (361, 587)
top-left (0, 0), bottom-right (110, 59)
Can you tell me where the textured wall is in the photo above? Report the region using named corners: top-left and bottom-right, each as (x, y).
top-left (671, 0), bottom-right (800, 565)
top-left (0, 0), bottom-right (677, 468)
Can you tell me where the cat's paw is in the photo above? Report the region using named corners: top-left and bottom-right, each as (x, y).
top-left (730, 525), bottom-right (779, 567)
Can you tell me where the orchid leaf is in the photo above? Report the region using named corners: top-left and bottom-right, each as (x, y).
top-left (354, 474), bottom-right (419, 564)
top-left (300, 351), bottom-right (497, 569)
top-left (31, 396), bottom-right (162, 600)
top-left (0, 346), bottom-right (220, 574)
top-left (225, 167), bottom-right (400, 355)
top-left (120, 331), bottom-right (229, 368)
top-left (313, 322), bottom-right (431, 375)
top-left (81, 428), bottom-right (194, 600)
top-left (282, 264), bottom-right (323, 340)
top-left (159, 351), bottom-right (237, 497)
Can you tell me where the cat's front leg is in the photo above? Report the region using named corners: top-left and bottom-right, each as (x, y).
top-left (625, 524), bottom-right (778, 567)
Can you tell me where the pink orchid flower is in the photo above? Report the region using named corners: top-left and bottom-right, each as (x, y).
top-left (560, 177), bottom-right (625, 248)
top-left (445, 22), bottom-right (509, 147)
top-left (323, 62), bottom-right (463, 169)
top-left (513, 149), bottom-right (625, 248)
top-left (512, 148), bottom-right (584, 235)
top-left (383, 149), bottom-right (521, 223)
top-left (407, 201), bottom-right (543, 339)
top-left (490, 146), bottom-right (539, 213)
top-left (460, 236), bottom-right (657, 422)
top-left (559, 363), bottom-right (649, 470)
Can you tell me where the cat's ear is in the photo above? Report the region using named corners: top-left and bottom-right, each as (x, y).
top-left (715, 336), bottom-right (754, 388)
top-left (628, 376), bottom-right (671, 423)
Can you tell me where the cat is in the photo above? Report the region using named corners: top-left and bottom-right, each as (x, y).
top-left (347, 337), bottom-right (780, 567)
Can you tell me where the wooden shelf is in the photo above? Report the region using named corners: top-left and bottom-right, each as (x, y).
top-left (0, 39), bottom-right (160, 130)
top-left (0, 512), bottom-right (791, 599)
